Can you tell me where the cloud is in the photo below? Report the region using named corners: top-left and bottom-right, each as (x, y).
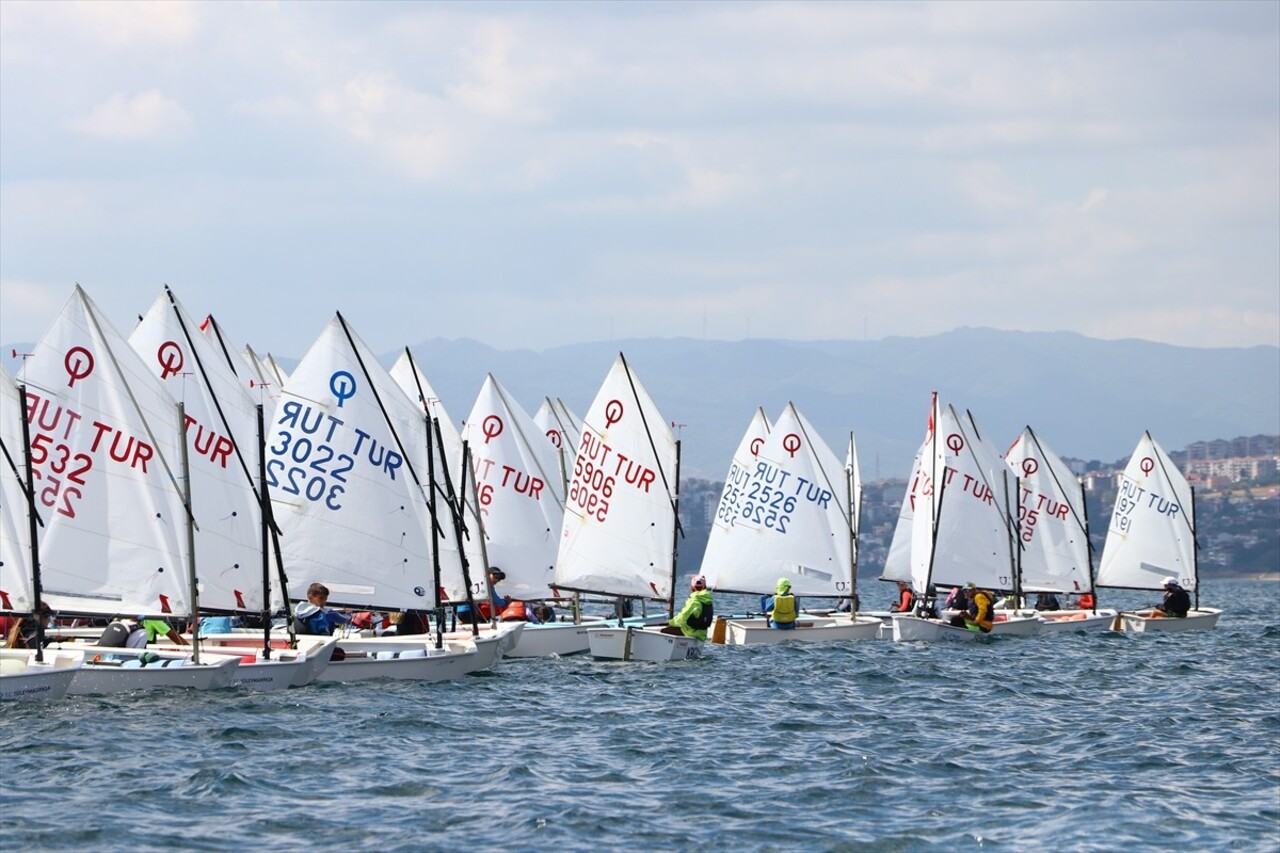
top-left (69, 90), bottom-right (192, 140)
top-left (0, 280), bottom-right (65, 348)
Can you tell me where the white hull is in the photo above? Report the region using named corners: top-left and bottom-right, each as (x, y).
top-left (505, 621), bottom-right (596, 657)
top-left (940, 609), bottom-right (1043, 637)
top-left (586, 626), bottom-right (703, 661)
top-left (1117, 608), bottom-right (1222, 633)
top-left (0, 650), bottom-right (83, 702)
top-left (59, 649), bottom-right (241, 694)
top-left (315, 644), bottom-right (481, 683)
top-left (192, 634), bottom-right (338, 686)
top-left (153, 645), bottom-right (308, 691)
top-left (891, 615), bottom-right (981, 643)
top-left (334, 631), bottom-right (502, 671)
top-left (715, 615), bottom-right (882, 646)
top-left (1035, 609), bottom-right (1118, 633)
top-left (990, 613), bottom-right (1042, 636)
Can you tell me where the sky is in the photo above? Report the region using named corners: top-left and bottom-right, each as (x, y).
top-left (2, 0), bottom-right (1278, 359)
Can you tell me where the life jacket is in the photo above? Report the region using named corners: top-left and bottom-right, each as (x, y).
top-left (972, 591), bottom-right (995, 632)
top-left (770, 593), bottom-right (797, 625)
top-left (500, 601), bottom-right (529, 622)
top-left (895, 587), bottom-right (915, 612)
top-left (685, 597), bottom-right (714, 631)
top-left (95, 621), bottom-right (134, 647)
top-left (294, 605), bottom-right (332, 636)
top-left (1077, 593), bottom-right (1096, 610)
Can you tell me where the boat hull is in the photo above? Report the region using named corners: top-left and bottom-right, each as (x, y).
top-left (505, 621), bottom-right (596, 657)
top-left (314, 645), bottom-right (481, 683)
top-left (1117, 608), bottom-right (1222, 633)
top-left (586, 626), bottom-right (703, 661)
top-left (191, 634), bottom-right (338, 686)
top-left (62, 651), bottom-right (240, 694)
top-left (717, 616), bottom-right (881, 645)
top-left (891, 615), bottom-right (982, 643)
top-left (0, 650), bottom-right (83, 702)
top-left (1035, 609), bottom-right (1118, 633)
top-left (990, 613), bottom-right (1042, 636)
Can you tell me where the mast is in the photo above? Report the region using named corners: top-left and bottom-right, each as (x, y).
top-left (456, 440), bottom-right (483, 635)
top-left (16, 386), bottom-right (46, 661)
top-left (427, 415), bottom-right (444, 649)
top-left (1079, 473), bottom-right (1097, 611)
top-left (1010, 469), bottom-right (1023, 608)
top-left (847, 431), bottom-right (861, 613)
top-left (178, 401), bottom-right (201, 664)
top-left (667, 439), bottom-right (682, 619)
top-left (256, 404), bottom-right (272, 658)
top-left (1191, 486), bottom-right (1200, 610)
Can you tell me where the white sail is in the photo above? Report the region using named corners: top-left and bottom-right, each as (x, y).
top-left (908, 393), bottom-right (945, 594)
top-left (553, 354), bottom-right (678, 601)
top-left (389, 349), bottom-right (486, 602)
top-left (702, 404), bottom-right (851, 597)
top-left (1097, 432), bottom-right (1197, 592)
top-left (1006, 426), bottom-right (1092, 595)
top-left (924, 405), bottom-right (1017, 592)
top-left (16, 286), bottom-right (190, 617)
top-left (884, 394), bottom-right (939, 585)
top-left (699, 407), bottom-right (771, 591)
top-left (0, 366), bottom-right (36, 613)
top-left (462, 375), bottom-right (565, 601)
top-left (262, 354), bottom-right (290, 387)
top-left (534, 396), bottom-right (582, 492)
top-left (847, 432), bottom-right (862, 566)
top-left (267, 315), bottom-right (451, 611)
top-left (129, 289), bottom-right (279, 613)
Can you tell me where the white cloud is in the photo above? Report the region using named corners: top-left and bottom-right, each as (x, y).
top-left (69, 90), bottom-right (192, 140)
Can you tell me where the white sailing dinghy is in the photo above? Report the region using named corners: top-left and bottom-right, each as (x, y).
top-left (554, 354), bottom-right (695, 662)
top-left (534, 396), bottom-right (584, 488)
top-left (892, 400), bottom-right (1038, 642)
top-left (1096, 432), bottom-right (1221, 633)
top-left (265, 315), bottom-right (488, 681)
top-left (0, 365), bottom-right (84, 702)
top-left (387, 349), bottom-right (515, 658)
top-left (703, 405), bottom-right (880, 645)
top-left (129, 289), bottom-right (321, 689)
top-left (462, 375), bottom-right (593, 657)
top-left (16, 286), bottom-right (240, 693)
top-left (1006, 426), bottom-right (1115, 633)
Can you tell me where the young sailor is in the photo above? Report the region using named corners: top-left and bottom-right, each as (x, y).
top-left (661, 575), bottom-right (715, 640)
top-left (889, 581), bottom-right (915, 613)
top-left (763, 578), bottom-right (798, 630)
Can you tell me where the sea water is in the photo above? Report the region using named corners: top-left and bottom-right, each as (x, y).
top-left (2, 579), bottom-right (1277, 852)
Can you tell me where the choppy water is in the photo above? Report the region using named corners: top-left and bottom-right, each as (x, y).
top-left (2, 579), bottom-right (1278, 852)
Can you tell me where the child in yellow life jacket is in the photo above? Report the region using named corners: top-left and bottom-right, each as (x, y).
top-left (661, 575), bottom-right (715, 640)
top-left (764, 578), bottom-right (798, 630)
top-left (964, 585), bottom-right (995, 633)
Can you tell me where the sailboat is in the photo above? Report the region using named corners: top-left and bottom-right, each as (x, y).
top-left (461, 375), bottom-right (594, 657)
top-left (1005, 426), bottom-right (1116, 632)
top-left (264, 314), bottom-right (493, 680)
top-left (16, 286), bottom-right (242, 691)
top-left (702, 405), bottom-right (880, 645)
top-left (1096, 432), bottom-right (1222, 632)
top-left (553, 354), bottom-right (692, 662)
top-left (386, 349), bottom-right (524, 657)
top-left (892, 399), bottom-right (1039, 642)
top-left (129, 289), bottom-right (330, 688)
top-left (0, 365), bottom-right (83, 701)
top-left (534, 396), bottom-right (583, 489)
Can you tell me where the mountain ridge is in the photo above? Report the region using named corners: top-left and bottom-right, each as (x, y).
top-left (6, 328), bottom-right (1276, 479)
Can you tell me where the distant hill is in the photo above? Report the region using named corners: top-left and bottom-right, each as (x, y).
top-left (7, 328), bottom-right (1277, 478)
top-left (394, 329), bottom-right (1280, 478)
